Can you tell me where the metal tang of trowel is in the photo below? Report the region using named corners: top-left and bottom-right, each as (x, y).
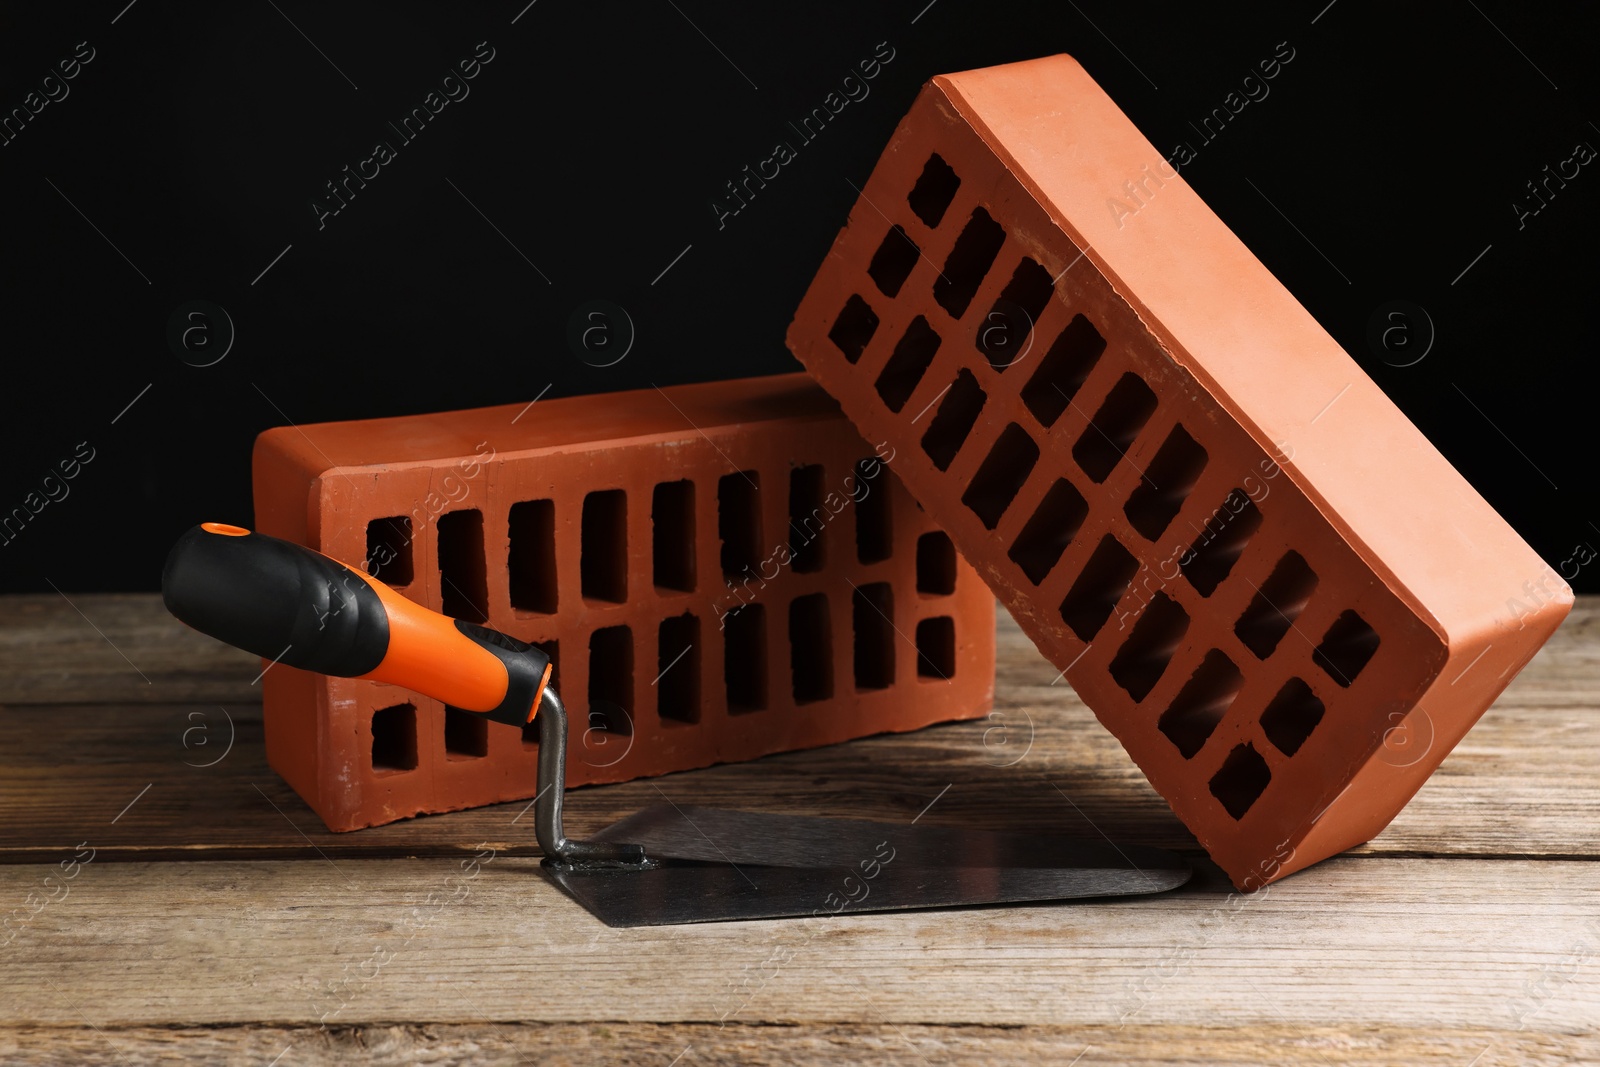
top-left (161, 523), bottom-right (1190, 927)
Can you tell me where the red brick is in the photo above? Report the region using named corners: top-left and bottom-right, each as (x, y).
top-left (253, 374), bottom-right (994, 831)
top-left (786, 55), bottom-right (1571, 889)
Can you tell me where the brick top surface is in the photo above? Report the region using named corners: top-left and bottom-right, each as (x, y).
top-left (256, 373), bottom-right (843, 470)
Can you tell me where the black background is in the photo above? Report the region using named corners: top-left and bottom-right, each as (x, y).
top-left (1, 1), bottom-right (1594, 593)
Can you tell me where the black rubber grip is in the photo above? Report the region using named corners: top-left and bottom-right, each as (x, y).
top-left (162, 525), bottom-right (391, 677)
top-left (456, 620), bottom-right (552, 726)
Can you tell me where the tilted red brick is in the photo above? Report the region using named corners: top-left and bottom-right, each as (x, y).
top-left (787, 55), bottom-right (1570, 888)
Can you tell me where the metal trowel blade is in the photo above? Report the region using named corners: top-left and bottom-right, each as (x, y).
top-left (542, 804), bottom-right (1190, 927)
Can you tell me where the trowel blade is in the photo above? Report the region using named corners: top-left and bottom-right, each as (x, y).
top-left (542, 804), bottom-right (1190, 927)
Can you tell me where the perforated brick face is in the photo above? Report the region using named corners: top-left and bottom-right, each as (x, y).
top-left (787, 55), bottom-right (1571, 889)
top-left (253, 374), bottom-right (994, 832)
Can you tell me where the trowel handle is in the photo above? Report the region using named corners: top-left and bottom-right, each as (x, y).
top-left (161, 523), bottom-right (551, 727)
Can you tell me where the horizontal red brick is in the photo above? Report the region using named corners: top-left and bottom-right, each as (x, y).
top-left (253, 374), bottom-right (993, 831)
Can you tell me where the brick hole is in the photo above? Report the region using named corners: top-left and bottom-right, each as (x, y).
top-left (656, 613), bottom-right (701, 725)
top-left (1181, 491), bottom-right (1263, 596)
top-left (1312, 610), bottom-right (1380, 687)
top-left (916, 616), bottom-right (957, 679)
top-left (370, 703), bottom-right (417, 774)
top-left (1073, 373), bottom-right (1158, 483)
top-left (1108, 592), bottom-right (1191, 703)
top-left (1236, 551), bottom-right (1318, 659)
top-left (919, 369), bottom-right (986, 472)
top-left (962, 423), bottom-right (1039, 530)
top-left (651, 480), bottom-right (696, 593)
top-left (1059, 535), bottom-right (1140, 641)
top-left (933, 207), bottom-right (1005, 319)
top-left (580, 490), bottom-right (628, 605)
top-left (443, 705), bottom-right (489, 760)
top-left (916, 531), bottom-right (957, 596)
top-left (1159, 650), bottom-right (1244, 759)
top-left (852, 582), bottom-right (896, 690)
top-left (828, 294), bottom-right (879, 364)
top-left (1260, 677), bottom-right (1325, 757)
top-left (787, 465), bottom-right (827, 574)
top-left (907, 152), bottom-right (960, 228)
top-left (853, 457), bottom-right (893, 564)
top-left (1210, 743), bottom-right (1271, 819)
top-left (977, 257), bottom-right (1054, 371)
top-left (1020, 315), bottom-right (1105, 428)
top-left (723, 603), bottom-right (767, 714)
top-left (508, 500), bottom-right (557, 613)
top-left (717, 472), bottom-right (762, 578)
top-left (1009, 478), bottom-right (1088, 585)
top-left (875, 316), bottom-right (941, 413)
top-left (437, 509), bottom-right (489, 623)
top-left (868, 224), bottom-right (921, 298)
top-left (587, 625), bottom-right (634, 736)
top-left (1123, 425), bottom-right (1208, 540)
top-left (366, 516), bottom-right (413, 587)
top-left (790, 593), bottom-right (834, 704)
top-left (521, 640), bottom-right (558, 748)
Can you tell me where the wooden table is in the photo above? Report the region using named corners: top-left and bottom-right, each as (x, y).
top-left (1, 593), bottom-right (1595, 1065)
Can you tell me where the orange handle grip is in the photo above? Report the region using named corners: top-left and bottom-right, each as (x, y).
top-left (359, 578), bottom-right (511, 712)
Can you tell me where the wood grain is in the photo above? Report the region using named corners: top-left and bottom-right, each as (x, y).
top-left (0, 1023), bottom-right (1591, 1067)
top-left (0, 598), bottom-right (1594, 862)
top-left (0, 594), bottom-right (261, 706)
top-left (1, 857), bottom-right (1597, 1032)
top-left (1, 593), bottom-right (1595, 1063)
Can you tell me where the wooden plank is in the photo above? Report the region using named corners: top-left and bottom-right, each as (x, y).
top-left (0, 596), bottom-right (1593, 862)
top-left (0, 1022), bottom-right (1592, 1066)
top-left (0, 693), bottom-right (1200, 861)
top-left (1, 857), bottom-right (1596, 1032)
top-left (0, 594), bottom-right (260, 706)
top-left (4, 691), bottom-right (1599, 861)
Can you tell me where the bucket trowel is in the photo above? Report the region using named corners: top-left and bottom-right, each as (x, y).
top-left (162, 523), bottom-right (1190, 926)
